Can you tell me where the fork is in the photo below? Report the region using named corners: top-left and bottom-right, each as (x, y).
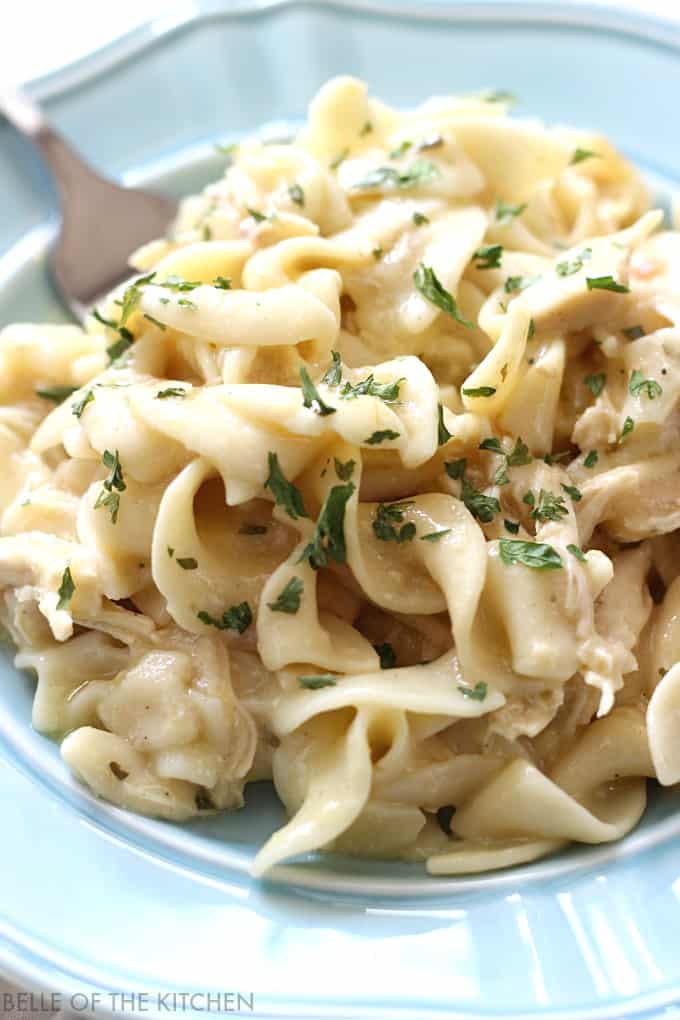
top-left (0, 85), bottom-right (177, 322)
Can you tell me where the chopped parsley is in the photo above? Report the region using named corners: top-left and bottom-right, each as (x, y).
top-left (629, 369), bottom-right (662, 400)
top-left (330, 148), bottom-right (349, 170)
top-left (247, 207), bottom-right (267, 223)
top-left (359, 121), bottom-right (373, 137)
top-left (413, 211), bottom-right (429, 226)
top-left (495, 200), bottom-right (527, 225)
top-left (567, 544), bottom-right (587, 562)
top-left (461, 478), bottom-right (500, 523)
top-left (504, 519), bottom-right (520, 534)
top-left (389, 140), bottom-right (413, 159)
top-left (570, 148), bottom-right (600, 165)
top-left (298, 482), bottom-right (355, 568)
top-left (143, 313), bottom-right (166, 330)
top-left (372, 501), bottom-right (416, 544)
top-left (56, 566), bottom-right (75, 611)
top-left (585, 275), bottom-right (629, 293)
top-left (374, 643), bottom-right (397, 669)
top-left (414, 263), bottom-right (472, 327)
top-left (437, 403), bottom-right (452, 446)
top-left (458, 681), bottom-right (488, 701)
top-left (365, 429), bottom-right (400, 445)
top-left (94, 449), bottom-right (126, 524)
top-left (352, 160), bottom-right (439, 191)
top-left (584, 372), bottom-right (606, 397)
top-left (556, 247), bottom-right (592, 277)
top-left (499, 539), bottom-right (563, 570)
top-left (506, 437), bottom-right (532, 467)
top-left (177, 297), bottom-right (197, 311)
top-left (473, 244), bottom-right (503, 270)
top-left (462, 386), bottom-right (496, 398)
top-left (372, 246), bottom-right (384, 260)
top-left (322, 351), bottom-right (342, 387)
top-left (197, 602), bottom-right (253, 634)
top-left (119, 271), bottom-right (157, 326)
top-left (176, 557), bottom-right (198, 570)
top-left (298, 674), bottom-right (338, 689)
top-left (267, 576), bottom-right (303, 614)
top-left (71, 389), bottom-right (94, 419)
top-left (528, 318), bottom-right (536, 339)
top-left (620, 416), bottom-right (634, 441)
top-left (444, 458), bottom-right (467, 480)
top-left (421, 529), bottom-right (451, 542)
top-left (340, 374), bottom-right (403, 403)
top-left (300, 366), bottom-right (336, 416)
top-left (523, 491), bottom-right (535, 507)
top-left (156, 387), bottom-right (187, 399)
top-left (530, 489), bottom-right (568, 523)
top-left (36, 384), bottom-right (77, 404)
top-left (105, 333), bottom-right (134, 364)
top-left (213, 276), bottom-right (232, 290)
top-left (561, 483), bottom-right (582, 502)
top-left (288, 183), bottom-right (305, 206)
top-left (264, 452), bottom-right (308, 519)
top-left (504, 275), bottom-right (539, 294)
top-left (158, 275), bottom-right (201, 292)
top-left (622, 325), bottom-right (645, 341)
top-left (334, 457), bottom-right (355, 481)
top-left (583, 450), bottom-right (599, 468)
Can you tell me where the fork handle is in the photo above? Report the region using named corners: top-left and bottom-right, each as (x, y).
top-left (0, 84), bottom-right (100, 202)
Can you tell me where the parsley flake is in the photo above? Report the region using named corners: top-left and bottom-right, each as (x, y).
top-left (414, 263), bottom-right (472, 327)
top-left (334, 457), bottom-right (355, 481)
top-left (176, 557), bottom-right (198, 570)
top-left (365, 429), bottom-right (400, 445)
top-left (156, 387), bottom-right (187, 399)
top-left (504, 519), bottom-right (520, 534)
top-left (461, 478), bottom-right (500, 523)
top-left (556, 247), bottom-right (592, 277)
top-left (458, 681), bottom-right (488, 701)
top-left (341, 374), bottom-right (403, 403)
top-left (352, 160), bottom-right (439, 191)
top-left (264, 452), bottom-right (308, 520)
top-left (620, 416), bottom-right (634, 441)
top-left (421, 529), bottom-right (451, 542)
top-left (413, 211), bottom-right (429, 226)
top-left (300, 366), bottom-right (336, 416)
top-left (267, 576), bottom-right (303, 614)
top-left (530, 489), bottom-right (568, 523)
top-left (583, 450), bottom-right (599, 468)
top-left (197, 602), bottom-right (253, 634)
top-left (213, 276), bottom-right (232, 290)
top-left (570, 148), bottom-right (600, 165)
top-left (36, 385), bottom-right (77, 404)
top-left (561, 483), bottom-right (582, 502)
top-left (288, 183), bottom-right (305, 206)
top-left (437, 403), bottom-right (452, 446)
top-left (586, 275), bottom-right (629, 293)
top-left (584, 372), bottom-right (606, 397)
top-left (56, 566), bottom-right (75, 611)
top-left (473, 244), bottom-right (503, 270)
top-left (373, 501), bottom-right (417, 544)
top-left (499, 540), bottom-right (563, 570)
top-left (322, 351), bottom-right (342, 387)
top-left (94, 450), bottom-right (126, 524)
top-left (299, 483), bottom-right (355, 568)
top-left (567, 544), bottom-right (587, 562)
top-left (71, 389), bottom-right (94, 419)
top-left (298, 674), bottom-right (338, 689)
top-left (462, 386), bottom-right (496, 398)
top-left (495, 200), bottom-right (527, 225)
top-left (622, 325), bottom-right (645, 341)
top-left (505, 275), bottom-right (539, 294)
top-left (629, 369), bottom-right (663, 400)
top-left (330, 149), bottom-right (349, 170)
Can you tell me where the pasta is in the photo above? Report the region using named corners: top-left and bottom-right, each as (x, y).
top-left (3, 75), bottom-right (680, 878)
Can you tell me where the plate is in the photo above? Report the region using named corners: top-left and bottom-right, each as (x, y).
top-left (2, 2), bottom-right (680, 1017)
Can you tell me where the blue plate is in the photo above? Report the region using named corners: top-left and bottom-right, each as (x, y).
top-left (3, 2), bottom-right (680, 1017)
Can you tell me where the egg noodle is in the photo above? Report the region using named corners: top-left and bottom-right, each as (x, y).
top-left (2, 77), bottom-right (680, 876)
